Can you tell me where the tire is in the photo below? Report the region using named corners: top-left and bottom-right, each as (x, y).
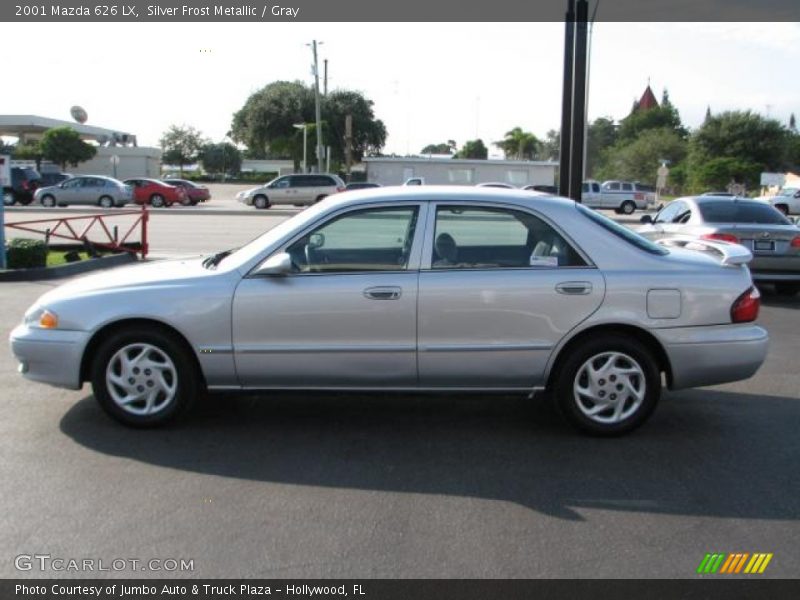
top-left (4, 191), bottom-right (17, 206)
top-left (774, 204), bottom-right (789, 216)
top-left (553, 334), bottom-right (661, 436)
top-left (150, 194), bottom-right (166, 208)
top-left (254, 195), bottom-right (269, 209)
top-left (774, 283), bottom-right (799, 297)
top-left (90, 327), bottom-right (199, 427)
top-left (620, 200), bottom-right (636, 215)
top-left (41, 194), bottom-right (57, 208)
top-left (98, 195), bottom-right (114, 208)
top-left (314, 195), bottom-right (327, 204)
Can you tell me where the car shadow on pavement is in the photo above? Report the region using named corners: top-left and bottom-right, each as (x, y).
top-left (60, 388), bottom-right (800, 522)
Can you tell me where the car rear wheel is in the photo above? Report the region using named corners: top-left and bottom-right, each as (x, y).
top-left (774, 283), bottom-right (799, 296)
top-left (620, 200), bottom-right (636, 215)
top-left (180, 196), bottom-right (192, 206)
top-left (254, 195), bottom-right (270, 209)
top-left (3, 191), bottom-right (16, 206)
top-left (150, 194), bottom-right (166, 208)
top-left (553, 334), bottom-right (660, 435)
top-left (98, 195), bottom-right (114, 208)
top-left (314, 195), bottom-right (327, 204)
top-left (774, 204), bottom-right (789, 216)
top-left (91, 327), bottom-right (199, 427)
top-left (41, 194), bottom-right (57, 208)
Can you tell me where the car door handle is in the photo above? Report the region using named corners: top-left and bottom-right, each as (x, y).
top-left (555, 281), bottom-right (592, 295)
top-left (363, 286), bottom-right (402, 300)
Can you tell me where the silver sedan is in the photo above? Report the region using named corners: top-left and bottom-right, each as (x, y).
top-left (639, 196), bottom-right (800, 296)
top-left (34, 175), bottom-right (133, 208)
top-left (10, 188), bottom-right (768, 435)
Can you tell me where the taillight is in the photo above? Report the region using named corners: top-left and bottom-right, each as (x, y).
top-left (702, 233), bottom-right (739, 244)
top-left (791, 236), bottom-right (800, 248)
top-left (731, 286), bottom-right (760, 323)
top-left (21, 180), bottom-right (30, 191)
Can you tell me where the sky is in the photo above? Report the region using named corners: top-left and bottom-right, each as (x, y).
top-left (4, 22), bottom-right (800, 157)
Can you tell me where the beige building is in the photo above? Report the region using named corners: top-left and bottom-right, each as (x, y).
top-left (363, 157), bottom-right (558, 187)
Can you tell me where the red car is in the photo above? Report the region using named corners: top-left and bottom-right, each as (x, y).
top-left (124, 178), bottom-right (189, 207)
top-left (162, 178), bottom-right (211, 204)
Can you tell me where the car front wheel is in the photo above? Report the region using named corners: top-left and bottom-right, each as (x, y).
top-left (254, 195), bottom-right (270, 209)
top-left (553, 334), bottom-right (660, 435)
top-left (91, 327), bottom-right (199, 427)
top-left (41, 194), bottom-right (57, 207)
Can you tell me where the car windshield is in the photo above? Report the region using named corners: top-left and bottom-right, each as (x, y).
top-left (699, 201), bottom-right (790, 224)
top-left (576, 203), bottom-right (668, 255)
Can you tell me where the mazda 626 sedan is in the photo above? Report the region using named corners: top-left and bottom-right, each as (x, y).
top-left (10, 187), bottom-right (769, 435)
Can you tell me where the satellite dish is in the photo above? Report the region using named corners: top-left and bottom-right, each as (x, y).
top-left (70, 106), bottom-right (88, 124)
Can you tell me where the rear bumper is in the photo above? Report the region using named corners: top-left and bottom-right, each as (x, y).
top-left (9, 324), bottom-right (89, 390)
top-left (654, 324), bottom-right (769, 389)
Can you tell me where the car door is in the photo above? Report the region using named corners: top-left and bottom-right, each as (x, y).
top-left (232, 203), bottom-right (427, 388)
top-left (58, 177), bottom-right (84, 203)
top-left (267, 176), bottom-right (294, 205)
top-left (417, 203), bottom-right (605, 389)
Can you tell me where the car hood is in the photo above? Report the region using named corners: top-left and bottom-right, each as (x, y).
top-left (37, 256), bottom-right (214, 304)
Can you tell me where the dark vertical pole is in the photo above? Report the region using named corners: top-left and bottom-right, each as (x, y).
top-left (569, 0), bottom-right (589, 202)
top-left (559, 0), bottom-right (576, 198)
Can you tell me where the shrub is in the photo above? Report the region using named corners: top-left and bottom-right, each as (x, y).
top-left (6, 238), bottom-right (47, 269)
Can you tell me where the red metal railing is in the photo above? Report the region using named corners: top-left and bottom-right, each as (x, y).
top-left (5, 205), bottom-right (149, 259)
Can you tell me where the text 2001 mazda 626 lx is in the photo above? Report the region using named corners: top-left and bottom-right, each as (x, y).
top-left (10, 188), bottom-right (769, 435)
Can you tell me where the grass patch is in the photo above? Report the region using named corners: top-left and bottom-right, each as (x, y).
top-left (46, 251), bottom-right (91, 267)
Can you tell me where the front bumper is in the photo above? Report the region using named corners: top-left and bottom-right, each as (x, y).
top-left (9, 324), bottom-right (90, 390)
top-left (654, 324), bottom-right (769, 390)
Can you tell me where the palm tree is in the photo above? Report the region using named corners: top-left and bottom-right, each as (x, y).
top-left (493, 127), bottom-right (541, 160)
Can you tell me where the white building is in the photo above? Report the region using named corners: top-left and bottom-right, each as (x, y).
top-left (363, 157), bottom-right (558, 187)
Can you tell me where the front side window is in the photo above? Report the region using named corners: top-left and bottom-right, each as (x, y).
top-left (430, 206), bottom-right (587, 269)
top-left (286, 206), bottom-right (419, 273)
top-left (271, 178), bottom-right (290, 189)
top-left (64, 178), bottom-right (83, 189)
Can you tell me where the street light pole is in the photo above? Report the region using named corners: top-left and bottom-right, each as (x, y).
top-left (311, 40), bottom-right (324, 173)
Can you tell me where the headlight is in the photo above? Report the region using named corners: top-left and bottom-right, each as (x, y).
top-left (24, 307), bottom-right (59, 329)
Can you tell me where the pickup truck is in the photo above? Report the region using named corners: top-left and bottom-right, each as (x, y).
top-left (758, 187), bottom-right (800, 216)
top-left (581, 180), bottom-right (656, 214)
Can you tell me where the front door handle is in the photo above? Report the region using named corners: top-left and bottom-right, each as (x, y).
top-left (555, 281), bottom-right (592, 295)
top-left (364, 286), bottom-right (402, 300)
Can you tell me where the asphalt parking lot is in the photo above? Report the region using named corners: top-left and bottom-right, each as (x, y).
top-left (1, 194), bottom-right (798, 579)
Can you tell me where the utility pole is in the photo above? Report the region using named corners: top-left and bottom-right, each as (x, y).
top-left (311, 40), bottom-right (324, 173)
top-left (324, 59), bottom-right (328, 96)
top-left (568, 0), bottom-right (589, 202)
top-left (345, 114), bottom-right (353, 181)
top-left (559, 0), bottom-right (575, 198)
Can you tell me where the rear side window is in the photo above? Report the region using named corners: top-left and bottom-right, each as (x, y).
top-left (577, 204), bottom-right (668, 255)
top-left (699, 201), bottom-right (790, 225)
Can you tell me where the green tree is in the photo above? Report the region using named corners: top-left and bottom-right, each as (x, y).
top-left (687, 110), bottom-right (790, 191)
top-left (617, 102), bottom-right (687, 142)
top-left (540, 130), bottom-right (560, 161)
top-left (456, 139), bottom-right (488, 159)
top-left (322, 89), bottom-right (387, 164)
top-left (595, 128), bottom-right (687, 185)
top-left (200, 142), bottom-right (242, 176)
top-left (39, 127), bottom-right (97, 170)
top-left (586, 117), bottom-right (618, 177)
top-left (421, 142), bottom-right (455, 154)
top-left (689, 157), bottom-right (761, 193)
top-left (160, 125), bottom-right (206, 175)
top-left (12, 141), bottom-right (44, 170)
top-left (493, 127), bottom-right (540, 160)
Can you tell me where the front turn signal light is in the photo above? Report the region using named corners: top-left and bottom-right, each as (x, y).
top-left (39, 310), bottom-right (59, 329)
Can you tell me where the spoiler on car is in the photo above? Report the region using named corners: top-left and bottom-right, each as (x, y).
top-left (655, 236), bottom-right (753, 266)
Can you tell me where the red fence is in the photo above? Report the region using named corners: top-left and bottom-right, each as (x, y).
top-left (5, 205), bottom-right (149, 259)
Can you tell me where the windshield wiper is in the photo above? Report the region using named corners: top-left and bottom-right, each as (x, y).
top-left (203, 249), bottom-right (234, 269)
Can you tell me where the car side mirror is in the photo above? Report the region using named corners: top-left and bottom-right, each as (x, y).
top-left (640, 215), bottom-right (653, 224)
top-left (254, 252), bottom-right (292, 276)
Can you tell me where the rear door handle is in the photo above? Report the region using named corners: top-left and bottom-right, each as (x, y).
top-left (555, 281), bottom-right (592, 295)
top-left (363, 286), bottom-right (402, 300)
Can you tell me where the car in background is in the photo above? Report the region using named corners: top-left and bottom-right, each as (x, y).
top-left (3, 166), bottom-right (42, 205)
top-left (582, 180), bottom-right (656, 214)
top-left (39, 172), bottom-right (72, 187)
top-left (639, 196), bottom-right (800, 295)
top-left (524, 184), bottom-right (559, 194)
top-left (344, 182), bottom-right (381, 191)
top-left (700, 191), bottom-right (736, 197)
top-left (35, 175), bottom-right (133, 208)
top-left (11, 187), bottom-right (767, 435)
top-left (477, 182), bottom-right (516, 189)
top-left (236, 173), bottom-right (345, 209)
top-left (162, 178), bottom-right (211, 204)
top-left (124, 178), bottom-right (189, 207)
top-left (759, 186), bottom-right (800, 216)
top-left (403, 177), bottom-right (425, 186)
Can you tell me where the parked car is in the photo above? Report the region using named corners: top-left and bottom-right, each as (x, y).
top-left (477, 182), bottom-right (516, 189)
top-left (581, 180), bottom-right (657, 214)
top-left (11, 187), bottom-right (767, 435)
top-left (237, 173), bottom-right (345, 209)
top-left (700, 191), bottom-right (736, 197)
top-left (344, 182), bottom-right (381, 191)
top-left (3, 166), bottom-right (43, 205)
top-left (124, 178), bottom-right (189, 207)
top-left (162, 178), bottom-right (211, 204)
top-left (403, 177), bottom-right (425, 186)
top-left (39, 172), bottom-right (72, 187)
top-left (524, 184), bottom-right (559, 194)
top-left (639, 196), bottom-right (800, 295)
top-left (759, 186), bottom-right (800, 216)
top-left (34, 175), bottom-right (133, 208)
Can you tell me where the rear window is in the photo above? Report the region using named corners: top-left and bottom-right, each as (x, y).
top-left (576, 204), bottom-right (668, 255)
top-left (699, 201), bottom-right (790, 225)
